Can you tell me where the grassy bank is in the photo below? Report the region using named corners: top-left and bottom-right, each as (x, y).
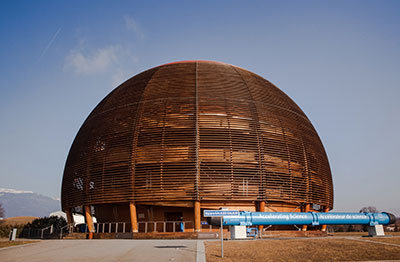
top-left (205, 237), bottom-right (400, 262)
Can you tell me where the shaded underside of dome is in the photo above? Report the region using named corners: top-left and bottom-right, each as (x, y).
top-left (62, 61), bottom-right (333, 210)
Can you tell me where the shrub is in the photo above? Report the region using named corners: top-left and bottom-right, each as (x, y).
top-left (0, 224), bottom-right (25, 238)
top-left (23, 216), bottom-right (66, 230)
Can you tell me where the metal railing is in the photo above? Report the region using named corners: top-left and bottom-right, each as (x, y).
top-left (16, 221), bottom-right (220, 238)
top-left (137, 221), bottom-right (193, 233)
top-left (19, 224), bottom-right (73, 239)
top-left (62, 221), bottom-right (219, 234)
top-left (95, 222), bottom-right (131, 233)
top-left (201, 221), bottom-right (220, 232)
top-left (94, 221), bottom-right (195, 233)
top-left (59, 223), bottom-right (74, 238)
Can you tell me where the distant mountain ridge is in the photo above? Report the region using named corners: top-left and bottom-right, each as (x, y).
top-left (0, 188), bottom-right (60, 218)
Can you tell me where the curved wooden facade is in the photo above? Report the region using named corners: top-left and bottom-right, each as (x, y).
top-left (62, 61), bottom-right (333, 227)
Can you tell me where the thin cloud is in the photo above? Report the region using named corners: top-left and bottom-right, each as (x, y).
top-left (64, 46), bottom-right (119, 74)
top-left (124, 16), bottom-right (144, 40)
top-left (112, 69), bottom-right (129, 87)
top-left (37, 28), bottom-right (61, 62)
top-left (64, 43), bottom-right (139, 87)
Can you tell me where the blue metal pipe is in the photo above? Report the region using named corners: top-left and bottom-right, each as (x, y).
top-left (212, 212), bottom-right (396, 226)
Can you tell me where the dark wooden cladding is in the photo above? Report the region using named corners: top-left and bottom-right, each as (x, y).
top-left (62, 61), bottom-right (333, 210)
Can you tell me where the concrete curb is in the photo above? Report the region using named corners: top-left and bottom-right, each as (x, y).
top-left (196, 240), bottom-right (205, 262)
top-left (0, 241), bottom-right (39, 251)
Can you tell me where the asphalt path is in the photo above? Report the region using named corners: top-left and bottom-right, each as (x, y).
top-left (0, 239), bottom-right (202, 262)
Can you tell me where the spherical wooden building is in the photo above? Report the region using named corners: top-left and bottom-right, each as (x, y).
top-left (61, 60), bottom-right (333, 234)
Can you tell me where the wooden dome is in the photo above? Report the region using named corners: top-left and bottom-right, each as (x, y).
top-left (62, 60), bottom-right (333, 213)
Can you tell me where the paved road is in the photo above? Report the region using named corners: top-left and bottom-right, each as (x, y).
top-left (0, 239), bottom-right (202, 262)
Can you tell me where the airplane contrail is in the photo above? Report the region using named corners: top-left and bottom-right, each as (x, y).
top-left (37, 27), bottom-right (61, 62)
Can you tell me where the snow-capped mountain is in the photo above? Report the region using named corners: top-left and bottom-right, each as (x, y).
top-left (0, 188), bottom-right (34, 194)
top-left (0, 188), bottom-right (61, 218)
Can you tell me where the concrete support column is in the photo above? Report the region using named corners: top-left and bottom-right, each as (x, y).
top-left (302, 203), bottom-right (310, 231)
top-left (84, 205), bottom-right (94, 239)
top-left (258, 201), bottom-right (265, 233)
top-left (321, 207), bottom-right (329, 232)
top-left (129, 202), bottom-right (138, 233)
top-left (65, 209), bottom-right (74, 225)
top-left (194, 201), bottom-right (201, 232)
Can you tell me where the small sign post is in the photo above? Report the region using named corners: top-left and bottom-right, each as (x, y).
top-left (204, 210), bottom-right (239, 258)
top-left (220, 216), bottom-right (223, 257)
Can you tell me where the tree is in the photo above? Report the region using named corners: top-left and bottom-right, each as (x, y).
top-left (0, 202), bottom-right (4, 220)
top-left (359, 206), bottom-right (379, 213)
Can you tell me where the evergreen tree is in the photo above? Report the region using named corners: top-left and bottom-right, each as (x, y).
top-left (23, 216), bottom-right (67, 230)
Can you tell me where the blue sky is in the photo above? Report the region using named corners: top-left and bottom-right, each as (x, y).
top-left (0, 0), bottom-right (399, 214)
